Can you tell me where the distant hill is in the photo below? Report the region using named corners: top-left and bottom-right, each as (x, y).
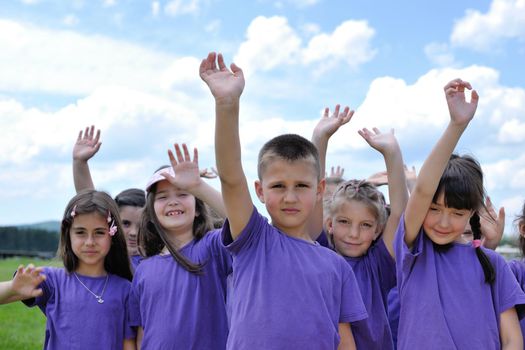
top-left (18, 221), bottom-right (60, 233)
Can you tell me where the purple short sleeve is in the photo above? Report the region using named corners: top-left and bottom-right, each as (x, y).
top-left (23, 267), bottom-right (134, 349)
top-left (224, 207), bottom-right (367, 349)
top-left (393, 213), bottom-right (525, 350)
top-left (129, 230), bottom-right (231, 349)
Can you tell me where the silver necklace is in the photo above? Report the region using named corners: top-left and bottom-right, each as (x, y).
top-left (73, 273), bottom-right (109, 304)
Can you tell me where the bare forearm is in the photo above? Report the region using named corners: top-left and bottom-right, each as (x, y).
top-left (190, 180), bottom-right (226, 218)
top-left (0, 281), bottom-right (19, 304)
top-left (73, 159), bottom-right (95, 193)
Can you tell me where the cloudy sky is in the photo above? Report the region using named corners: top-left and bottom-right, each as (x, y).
top-left (1, 0), bottom-right (524, 235)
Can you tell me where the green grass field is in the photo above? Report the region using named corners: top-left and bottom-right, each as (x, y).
top-left (0, 257), bottom-right (62, 350)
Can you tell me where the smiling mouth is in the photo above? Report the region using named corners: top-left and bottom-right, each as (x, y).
top-left (166, 210), bottom-right (184, 216)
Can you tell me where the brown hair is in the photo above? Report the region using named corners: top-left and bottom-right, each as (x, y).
top-left (58, 190), bottom-right (132, 281)
top-left (257, 134), bottom-right (321, 181)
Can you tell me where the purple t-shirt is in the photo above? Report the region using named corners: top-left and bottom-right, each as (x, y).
top-left (394, 214), bottom-right (525, 350)
top-left (129, 229), bottom-right (232, 350)
top-left (344, 239), bottom-right (396, 350)
top-left (386, 286), bottom-right (400, 349)
top-left (23, 267), bottom-right (134, 350)
top-left (507, 259), bottom-right (525, 344)
top-left (130, 254), bottom-right (142, 271)
top-left (223, 207), bottom-right (367, 350)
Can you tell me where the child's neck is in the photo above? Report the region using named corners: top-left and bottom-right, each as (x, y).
top-left (75, 263), bottom-right (107, 277)
top-left (161, 228), bottom-right (195, 254)
top-left (272, 221), bottom-right (314, 243)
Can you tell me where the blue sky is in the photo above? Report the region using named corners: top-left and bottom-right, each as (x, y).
top-left (1, 0), bottom-right (525, 236)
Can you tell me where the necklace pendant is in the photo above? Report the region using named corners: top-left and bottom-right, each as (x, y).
top-left (97, 297), bottom-right (104, 304)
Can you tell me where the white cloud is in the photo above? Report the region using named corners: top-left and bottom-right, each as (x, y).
top-left (0, 19), bottom-right (193, 95)
top-left (302, 20), bottom-right (376, 71)
top-left (152, 1), bottom-right (160, 16)
top-left (234, 16), bottom-right (302, 76)
top-left (300, 23), bottom-right (321, 36)
top-left (234, 16), bottom-right (376, 76)
top-left (484, 155), bottom-right (525, 191)
top-left (62, 14), bottom-right (79, 26)
top-left (103, 0), bottom-right (117, 7)
top-left (0, 86), bottom-right (205, 165)
top-left (498, 119), bottom-right (525, 143)
top-left (424, 42), bottom-right (456, 67)
top-left (20, 0), bottom-right (40, 4)
top-left (451, 0), bottom-right (525, 51)
top-left (165, 0), bottom-right (200, 17)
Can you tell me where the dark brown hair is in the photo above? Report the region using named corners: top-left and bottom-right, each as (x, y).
top-left (58, 190), bottom-right (133, 281)
top-left (138, 166), bottom-right (213, 274)
top-left (434, 154), bottom-right (495, 283)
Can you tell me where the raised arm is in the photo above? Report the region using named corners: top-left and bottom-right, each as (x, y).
top-left (200, 52), bottom-right (251, 239)
top-left (161, 143), bottom-right (226, 219)
top-left (72, 125), bottom-right (101, 192)
top-left (310, 104), bottom-right (354, 239)
top-left (0, 264), bottom-right (46, 304)
top-left (358, 128), bottom-right (407, 257)
top-left (404, 79), bottom-right (479, 247)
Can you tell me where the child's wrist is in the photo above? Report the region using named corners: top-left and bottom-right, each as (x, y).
top-left (214, 96), bottom-right (240, 107)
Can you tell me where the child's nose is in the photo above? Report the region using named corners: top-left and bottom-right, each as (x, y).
top-left (438, 213), bottom-right (450, 227)
top-left (283, 189), bottom-right (298, 202)
top-left (349, 225), bottom-right (360, 238)
top-left (85, 234), bottom-right (95, 245)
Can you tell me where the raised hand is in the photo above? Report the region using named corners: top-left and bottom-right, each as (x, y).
top-left (199, 167), bottom-right (218, 179)
top-left (313, 104), bottom-right (354, 140)
top-left (73, 126), bottom-right (101, 161)
top-left (200, 52), bottom-right (245, 104)
top-left (11, 264), bottom-right (46, 299)
top-left (444, 79), bottom-right (479, 126)
top-left (480, 196), bottom-right (505, 249)
top-left (366, 170), bottom-right (388, 186)
top-left (328, 166), bottom-right (345, 179)
top-left (358, 127), bottom-right (399, 156)
top-left (162, 143), bottom-right (202, 191)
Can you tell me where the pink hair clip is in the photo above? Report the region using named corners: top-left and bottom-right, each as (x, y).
top-left (109, 221), bottom-right (117, 236)
top-left (472, 239), bottom-right (481, 248)
top-left (71, 205), bottom-right (77, 218)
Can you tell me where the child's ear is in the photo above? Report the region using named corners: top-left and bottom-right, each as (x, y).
top-left (254, 180), bottom-right (265, 203)
top-left (325, 217), bottom-right (333, 234)
top-left (317, 178), bottom-right (326, 202)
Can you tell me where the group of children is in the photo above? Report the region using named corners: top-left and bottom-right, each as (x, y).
top-left (1, 52), bottom-right (525, 349)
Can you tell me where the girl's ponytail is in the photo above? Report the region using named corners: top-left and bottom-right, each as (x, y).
top-left (470, 213), bottom-right (495, 283)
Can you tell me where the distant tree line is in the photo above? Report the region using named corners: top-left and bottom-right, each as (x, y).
top-left (0, 226), bottom-right (59, 258)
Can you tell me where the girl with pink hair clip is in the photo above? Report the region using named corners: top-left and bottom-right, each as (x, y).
top-left (0, 190), bottom-right (135, 350)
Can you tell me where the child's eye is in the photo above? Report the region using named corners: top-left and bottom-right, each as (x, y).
top-left (74, 231), bottom-right (85, 235)
top-left (271, 184), bottom-right (284, 189)
top-left (122, 220), bottom-right (131, 228)
top-left (95, 230), bottom-right (107, 236)
top-left (337, 219), bottom-right (349, 225)
top-left (454, 211), bottom-right (466, 217)
top-left (362, 223), bottom-right (373, 228)
top-left (296, 183), bottom-right (309, 188)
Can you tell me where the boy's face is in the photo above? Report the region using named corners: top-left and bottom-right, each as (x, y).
top-left (255, 157), bottom-right (323, 237)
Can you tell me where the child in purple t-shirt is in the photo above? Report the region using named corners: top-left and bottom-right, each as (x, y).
top-left (395, 79), bottom-right (525, 349)
top-left (128, 143), bottom-right (232, 349)
top-left (319, 115), bottom-right (407, 349)
top-left (508, 201), bottom-right (525, 345)
top-left (201, 52), bottom-right (367, 349)
top-left (0, 190), bottom-right (135, 350)
top-left (72, 126), bottom-right (146, 271)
